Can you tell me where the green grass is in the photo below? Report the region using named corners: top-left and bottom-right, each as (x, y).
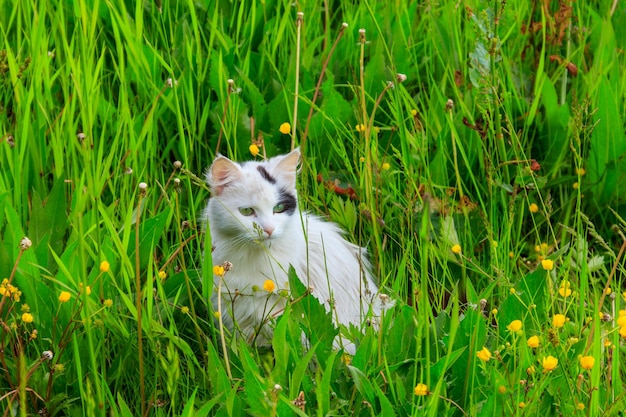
top-left (1, 0), bottom-right (626, 415)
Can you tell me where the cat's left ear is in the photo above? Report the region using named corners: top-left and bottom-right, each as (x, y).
top-left (274, 147), bottom-right (301, 186)
top-left (207, 155), bottom-right (242, 195)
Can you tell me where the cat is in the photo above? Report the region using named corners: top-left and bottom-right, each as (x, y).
top-left (204, 148), bottom-right (390, 353)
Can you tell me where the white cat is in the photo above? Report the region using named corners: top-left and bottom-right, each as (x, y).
top-left (204, 148), bottom-right (389, 353)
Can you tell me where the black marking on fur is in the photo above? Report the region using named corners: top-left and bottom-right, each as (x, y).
top-left (257, 166), bottom-right (276, 184)
top-left (278, 188), bottom-right (297, 215)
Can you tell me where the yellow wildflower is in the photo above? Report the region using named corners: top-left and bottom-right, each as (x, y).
top-left (576, 403), bottom-right (585, 410)
top-left (158, 270), bottom-right (167, 280)
top-left (279, 122), bottom-right (291, 135)
top-left (213, 265), bottom-right (225, 277)
top-left (497, 385), bottom-right (506, 394)
top-left (477, 347), bottom-right (491, 362)
top-left (451, 244), bottom-right (462, 255)
top-left (576, 168), bottom-right (586, 176)
top-left (414, 383), bottom-right (428, 396)
top-left (249, 144), bottom-right (260, 157)
top-left (411, 109), bottom-right (418, 116)
top-left (553, 314), bottom-right (566, 328)
top-left (604, 287), bottom-right (612, 295)
top-left (263, 279), bottom-right (276, 292)
top-left (527, 335), bottom-right (540, 348)
top-left (21, 312), bottom-right (34, 324)
top-left (491, 308), bottom-right (498, 315)
top-left (529, 203), bottom-right (539, 213)
top-left (507, 320), bottom-right (522, 333)
top-left (579, 355), bottom-right (595, 370)
top-left (541, 356), bottom-right (558, 372)
top-left (0, 279), bottom-right (21, 301)
top-left (541, 259), bottom-right (554, 271)
top-left (573, 182), bottom-right (579, 190)
top-left (617, 314), bottom-right (626, 327)
top-left (99, 261), bottom-right (110, 272)
top-left (355, 123), bottom-right (365, 132)
top-left (181, 306), bottom-right (190, 314)
top-left (58, 291), bottom-right (71, 303)
top-left (519, 402), bottom-right (526, 409)
top-left (104, 299), bottom-right (113, 308)
top-left (619, 326), bottom-right (626, 339)
top-left (381, 162), bottom-right (390, 171)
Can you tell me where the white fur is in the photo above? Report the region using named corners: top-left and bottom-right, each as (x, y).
top-left (204, 148), bottom-right (387, 353)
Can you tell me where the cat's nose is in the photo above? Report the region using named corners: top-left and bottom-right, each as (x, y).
top-left (264, 226), bottom-right (275, 237)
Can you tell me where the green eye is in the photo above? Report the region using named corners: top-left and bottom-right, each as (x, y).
top-left (273, 203), bottom-right (285, 214)
top-left (239, 207), bottom-right (255, 216)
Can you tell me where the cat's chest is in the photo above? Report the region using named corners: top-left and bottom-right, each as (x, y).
top-left (212, 239), bottom-right (299, 292)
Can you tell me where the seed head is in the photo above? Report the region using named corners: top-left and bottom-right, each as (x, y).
top-left (20, 237), bottom-right (32, 250)
top-left (42, 350), bottom-right (54, 361)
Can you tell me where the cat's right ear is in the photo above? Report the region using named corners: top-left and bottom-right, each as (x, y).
top-left (207, 155), bottom-right (241, 195)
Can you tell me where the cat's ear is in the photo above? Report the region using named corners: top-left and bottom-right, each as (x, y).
top-left (274, 147), bottom-right (301, 186)
top-left (207, 155), bottom-right (241, 195)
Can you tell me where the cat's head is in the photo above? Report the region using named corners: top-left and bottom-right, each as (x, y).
top-left (206, 148), bottom-right (301, 244)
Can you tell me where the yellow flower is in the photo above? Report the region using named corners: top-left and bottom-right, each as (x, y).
top-left (414, 383), bottom-right (428, 396)
top-left (579, 355), bottom-right (595, 370)
top-left (604, 287), bottom-right (612, 295)
top-left (541, 355), bottom-right (558, 372)
top-left (0, 279), bottom-right (21, 301)
top-left (519, 402), bottom-right (526, 409)
top-left (58, 291), bottom-right (71, 303)
top-left (497, 385), bottom-right (506, 394)
top-left (527, 365), bottom-right (536, 375)
top-left (355, 123), bottom-right (365, 132)
top-left (158, 270), bottom-right (167, 280)
top-left (411, 109), bottom-right (418, 116)
top-left (576, 168), bottom-right (586, 176)
top-left (21, 312), bottom-right (34, 323)
top-left (213, 311), bottom-right (221, 319)
top-left (541, 259), bottom-right (554, 271)
top-left (491, 308), bottom-right (498, 315)
top-left (619, 326), bottom-right (626, 339)
top-left (263, 279), bottom-right (276, 292)
top-left (104, 299), bottom-right (113, 308)
top-left (451, 244), bottom-right (462, 255)
top-left (617, 314), bottom-right (626, 327)
top-left (553, 314), bottom-right (566, 328)
top-left (576, 403), bottom-right (585, 410)
top-left (381, 162), bottom-right (390, 171)
top-left (573, 182), bottom-right (579, 190)
top-left (558, 285), bottom-right (572, 297)
top-left (529, 203), bottom-right (539, 213)
top-left (359, 156), bottom-right (365, 163)
top-left (181, 306), bottom-right (190, 314)
top-left (477, 347), bottom-right (492, 362)
top-left (604, 338), bottom-right (612, 347)
top-left (249, 144), bottom-right (260, 157)
top-left (527, 335), bottom-right (540, 348)
top-left (279, 122), bottom-right (291, 135)
top-left (213, 265), bottom-right (225, 277)
top-left (507, 320), bottom-right (522, 332)
top-left (99, 261), bottom-right (110, 272)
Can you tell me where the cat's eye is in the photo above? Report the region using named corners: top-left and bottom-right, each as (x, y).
top-left (239, 207), bottom-right (255, 216)
top-left (273, 203), bottom-right (286, 214)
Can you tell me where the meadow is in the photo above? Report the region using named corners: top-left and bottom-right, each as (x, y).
top-left (1, 0), bottom-right (626, 415)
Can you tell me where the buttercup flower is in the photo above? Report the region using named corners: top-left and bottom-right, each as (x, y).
top-left (104, 299), bottom-right (113, 308)
top-left (99, 261), bottom-right (110, 273)
top-left (507, 320), bottom-right (523, 333)
top-left (158, 270), bottom-right (167, 280)
top-left (279, 122), bottom-right (291, 135)
top-left (414, 383), bottom-right (428, 396)
top-left (0, 279), bottom-right (21, 301)
top-left (527, 335), bottom-right (540, 348)
top-left (529, 203), bottom-right (539, 213)
top-left (249, 144), bottom-right (260, 157)
top-left (263, 279), bottom-right (276, 292)
top-left (451, 244), bottom-right (462, 255)
top-left (541, 259), bottom-right (554, 271)
top-left (355, 124), bottom-right (365, 132)
top-left (553, 314), bottom-right (566, 328)
top-left (181, 306), bottom-right (190, 314)
top-left (213, 265), bottom-right (225, 277)
top-left (22, 312), bottom-right (34, 323)
top-left (579, 355), bottom-right (595, 370)
top-left (58, 291), bottom-right (71, 303)
top-left (576, 403), bottom-right (585, 410)
top-left (381, 162), bottom-right (390, 171)
top-left (541, 356), bottom-right (558, 372)
top-left (477, 347), bottom-right (492, 362)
